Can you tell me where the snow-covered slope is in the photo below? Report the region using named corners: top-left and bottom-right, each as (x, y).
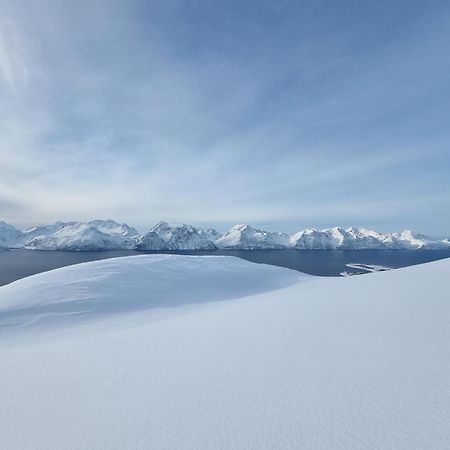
top-left (88, 219), bottom-right (139, 248)
top-left (216, 224), bottom-right (290, 249)
top-left (290, 227), bottom-right (387, 249)
top-left (197, 227), bottom-right (222, 242)
top-left (0, 221), bottom-right (24, 248)
top-left (0, 255), bottom-right (449, 449)
top-left (24, 221), bottom-right (69, 240)
top-left (87, 219), bottom-right (138, 237)
top-left (0, 255), bottom-right (303, 329)
top-left (135, 231), bottom-right (169, 250)
top-left (22, 220), bottom-right (138, 251)
top-left (389, 229), bottom-right (446, 249)
top-left (291, 227), bottom-right (340, 249)
top-left (24, 222), bottom-right (121, 251)
top-left (291, 226), bottom-right (450, 250)
top-left (149, 221), bottom-right (217, 250)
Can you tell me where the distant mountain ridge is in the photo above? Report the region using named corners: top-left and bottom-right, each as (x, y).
top-left (215, 224), bottom-right (290, 249)
top-left (0, 219), bottom-right (449, 251)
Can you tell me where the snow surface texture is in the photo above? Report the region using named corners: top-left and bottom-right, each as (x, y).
top-left (1, 219), bottom-right (449, 250)
top-left (0, 255), bottom-right (303, 331)
top-left (0, 255), bottom-right (449, 450)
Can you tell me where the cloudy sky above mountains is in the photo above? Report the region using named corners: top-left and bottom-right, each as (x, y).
top-left (1, 0), bottom-right (449, 235)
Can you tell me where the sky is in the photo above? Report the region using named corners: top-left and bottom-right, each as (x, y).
top-left (1, 0), bottom-right (449, 236)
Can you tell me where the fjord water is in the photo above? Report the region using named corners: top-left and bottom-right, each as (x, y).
top-left (1, 249), bottom-right (450, 287)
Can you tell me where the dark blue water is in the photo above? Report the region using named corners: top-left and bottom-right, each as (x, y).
top-left (0, 248), bottom-right (449, 287)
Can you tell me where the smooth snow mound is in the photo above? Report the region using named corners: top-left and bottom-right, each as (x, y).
top-left (0, 256), bottom-right (449, 450)
top-left (0, 255), bottom-right (305, 331)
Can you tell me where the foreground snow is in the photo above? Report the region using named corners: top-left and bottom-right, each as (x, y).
top-left (0, 255), bottom-right (303, 330)
top-left (0, 256), bottom-right (449, 449)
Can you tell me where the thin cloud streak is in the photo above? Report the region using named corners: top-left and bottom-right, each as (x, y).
top-left (0, 0), bottom-right (449, 236)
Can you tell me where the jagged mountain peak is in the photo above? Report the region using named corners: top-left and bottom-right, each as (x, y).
top-left (216, 224), bottom-right (290, 249)
top-left (88, 219), bottom-right (139, 238)
top-left (149, 221), bottom-right (216, 250)
top-left (135, 231), bottom-right (168, 251)
top-left (0, 219), bottom-right (448, 251)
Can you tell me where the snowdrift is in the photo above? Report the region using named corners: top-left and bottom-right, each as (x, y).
top-left (0, 255), bottom-right (305, 330)
top-left (0, 255), bottom-right (449, 449)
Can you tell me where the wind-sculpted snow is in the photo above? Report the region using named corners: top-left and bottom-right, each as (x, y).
top-left (0, 256), bottom-right (449, 449)
top-left (0, 255), bottom-right (305, 330)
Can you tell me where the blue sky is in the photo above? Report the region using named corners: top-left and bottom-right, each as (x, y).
top-left (1, 0), bottom-right (449, 236)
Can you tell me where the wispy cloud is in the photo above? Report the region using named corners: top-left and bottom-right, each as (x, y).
top-left (0, 0), bottom-right (449, 235)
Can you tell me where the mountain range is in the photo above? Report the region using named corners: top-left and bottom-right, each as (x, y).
top-left (0, 219), bottom-right (449, 251)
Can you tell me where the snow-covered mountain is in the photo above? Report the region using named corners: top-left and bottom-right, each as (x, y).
top-left (88, 220), bottom-right (138, 240)
top-left (147, 221), bottom-right (217, 250)
top-left (215, 224), bottom-right (290, 249)
top-left (22, 220), bottom-right (138, 251)
top-left (25, 223), bottom-right (122, 251)
top-left (24, 221), bottom-right (68, 240)
top-left (291, 227), bottom-right (389, 250)
top-left (389, 229), bottom-right (447, 249)
top-left (0, 221), bottom-right (24, 249)
top-left (135, 231), bottom-right (168, 251)
top-left (197, 227), bottom-right (223, 242)
top-left (87, 220), bottom-right (139, 249)
top-left (290, 227), bottom-right (450, 250)
top-left (0, 219), bottom-right (448, 251)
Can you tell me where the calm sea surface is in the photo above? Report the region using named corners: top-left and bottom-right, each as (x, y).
top-left (1, 248), bottom-right (449, 287)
